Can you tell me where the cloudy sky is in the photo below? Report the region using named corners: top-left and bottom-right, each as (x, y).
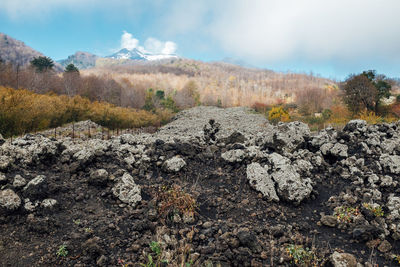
top-left (0, 0), bottom-right (399, 79)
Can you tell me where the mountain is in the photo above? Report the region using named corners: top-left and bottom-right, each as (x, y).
top-left (0, 33), bottom-right (62, 71)
top-left (107, 48), bottom-right (178, 61)
top-left (58, 51), bottom-right (98, 70)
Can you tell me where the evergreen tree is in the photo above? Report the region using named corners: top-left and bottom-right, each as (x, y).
top-left (65, 63), bottom-right (79, 73)
top-left (30, 56), bottom-right (54, 72)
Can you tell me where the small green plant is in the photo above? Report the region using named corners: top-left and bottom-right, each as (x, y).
top-left (334, 206), bottom-right (360, 223)
top-left (56, 244), bottom-right (68, 257)
top-left (150, 241), bottom-right (162, 256)
top-left (84, 227), bottom-right (93, 233)
top-left (286, 244), bottom-right (318, 266)
top-left (362, 203), bottom-right (384, 217)
top-left (140, 241), bottom-right (168, 267)
top-left (140, 254), bottom-right (155, 267)
top-left (73, 219), bottom-right (81, 225)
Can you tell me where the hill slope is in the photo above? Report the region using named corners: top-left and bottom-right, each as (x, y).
top-left (0, 33), bottom-right (44, 66)
top-left (0, 33), bottom-right (62, 71)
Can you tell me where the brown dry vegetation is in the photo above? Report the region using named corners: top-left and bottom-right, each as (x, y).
top-left (0, 86), bottom-right (168, 138)
top-left (83, 59), bottom-right (335, 108)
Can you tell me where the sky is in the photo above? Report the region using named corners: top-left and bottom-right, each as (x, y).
top-left (0, 0), bottom-right (399, 80)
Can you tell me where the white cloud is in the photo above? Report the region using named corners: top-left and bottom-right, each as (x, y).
top-left (144, 37), bottom-right (177, 54)
top-left (162, 0), bottom-right (400, 64)
top-left (121, 31), bottom-right (139, 50)
top-left (162, 41), bottom-right (177, 55)
top-left (120, 31), bottom-right (177, 55)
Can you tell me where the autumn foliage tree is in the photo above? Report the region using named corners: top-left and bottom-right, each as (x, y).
top-left (342, 74), bottom-right (378, 115)
top-left (361, 70), bottom-right (392, 113)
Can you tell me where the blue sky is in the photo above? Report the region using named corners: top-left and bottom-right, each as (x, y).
top-left (1, 0), bottom-right (399, 80)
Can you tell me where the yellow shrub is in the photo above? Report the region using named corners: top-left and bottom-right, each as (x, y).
top-left (0, 86), bottom-right (171, 137)
top-left (358, 111), bottom-right (382, 124)
top-left (268, 106), bottom-right (290, 123)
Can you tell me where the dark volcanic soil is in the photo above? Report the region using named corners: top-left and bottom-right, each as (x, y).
top-left (0, 107), bottom-right (400, 267)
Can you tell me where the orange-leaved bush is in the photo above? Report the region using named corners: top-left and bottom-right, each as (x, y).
top-left (268, 106), bottom-right (290, 124)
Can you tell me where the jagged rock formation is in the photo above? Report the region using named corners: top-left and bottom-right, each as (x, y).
top-left (0, 106), bottom-right (400, 266)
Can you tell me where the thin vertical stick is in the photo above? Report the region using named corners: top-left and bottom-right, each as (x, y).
top-left (88, 124), bottom-right (91, 139)
top-left (54, 127), bottom-right (56, 139)
top-left (72, 123), bottom-right (75, 140)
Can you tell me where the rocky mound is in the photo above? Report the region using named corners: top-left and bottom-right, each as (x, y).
top-left (0, 107), bottom-right (400, 266)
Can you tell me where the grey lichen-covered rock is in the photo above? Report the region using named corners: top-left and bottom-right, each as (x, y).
top-left (246, 146), bottom-right (268, 160)
top-left (0, 135), bottom-right (61, 167)
top-left (263, 122), bottom-right (310, 153)
top-left (61, 139), bottom-right (110, 166)
top-left (163, 156), bottom-right (186, 172)
top-left (330, 143), bottom-right (348, 158)
top-left (41, 198), bottom-right (58, 209)
top-left (0, 156), bottom-right (12, 171)
top-left (155, 106), bottom-right (272, 144)
top-left (330, 251), bottom-right (357, 267)
top-left (381, 138), bottom-right (400, 154)
top-left (0, 189), bottom-right (21, 211)
top-left (246, 163), bottom-right (279, 202)
top-left (89, 169), bottom-right (109, 186)
top-left (13, 175), bottom-right (27, 188)
top-left (379, 154), bottom-right (400, 174)
top-left (268, 153), bottom-right (313, 204)
top-left (271, 168), bottom-right (313, 204)
top-left (387, 194), bottom-right (400, 220)
top-left (343, 119), bottom-right (367, 133)
top-left (24, 199), bottom-right (38, 212)
top-left (310, 127), bottom-right (337, 148)
top-left (321, 215), bottom-right (337, 227)
top-left (112, 173), bottom-right (141, 207)
top-left (221, 149), bottom-right (245, 163)
top-left (380, 175), bottom-right (395, 187)
top-left (23, 175), bottom-right (48, 200)
top-left (321, 143), bottom-right (348, 158)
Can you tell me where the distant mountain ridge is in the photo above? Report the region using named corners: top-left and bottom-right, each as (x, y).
top-left (0, 33), bottom-right (63, 71)
top-left (58, 51), bottom-right (98, 69)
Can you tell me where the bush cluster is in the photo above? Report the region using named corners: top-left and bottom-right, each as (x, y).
top-left (0, 86), bottom-right (169, 137)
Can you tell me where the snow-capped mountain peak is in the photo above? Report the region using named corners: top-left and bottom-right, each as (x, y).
top-left (107, 48), bottom-right (178, 61)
